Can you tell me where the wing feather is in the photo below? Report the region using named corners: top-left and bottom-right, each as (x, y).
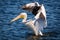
top-left (34, 4), bottom-right (47, 31)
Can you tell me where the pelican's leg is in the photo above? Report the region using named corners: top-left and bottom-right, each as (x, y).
top-left (34, 28), bottom-right (39, 36)
top-left (39, 31), bottom-right (43, 36)
top-left (35, 31), bottom-right (38, 36)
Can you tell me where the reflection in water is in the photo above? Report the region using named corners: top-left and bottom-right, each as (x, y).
top-left (27, 35), bottom-right (40, 40)
top-left (26, 32), bottom-right (59, 40)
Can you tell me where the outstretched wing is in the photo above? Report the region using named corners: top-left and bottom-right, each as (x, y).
top-left (34, 4), bottom-right (47, 31)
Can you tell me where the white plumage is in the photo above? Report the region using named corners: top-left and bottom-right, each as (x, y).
top-left (11, 2), bottom-right (47, 36)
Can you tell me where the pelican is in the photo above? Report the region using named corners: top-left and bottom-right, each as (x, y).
top-left (10, 4), bottom-right (47, 36)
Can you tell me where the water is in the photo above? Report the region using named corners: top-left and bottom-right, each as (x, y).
top-left (0, 0), bottom-right (60, 40)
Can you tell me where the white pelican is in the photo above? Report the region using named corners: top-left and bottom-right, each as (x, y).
top-left (10, 4), bottom-right (47, 36)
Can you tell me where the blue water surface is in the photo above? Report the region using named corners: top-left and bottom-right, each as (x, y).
top-left (0, 0), bottom-right (60, 40)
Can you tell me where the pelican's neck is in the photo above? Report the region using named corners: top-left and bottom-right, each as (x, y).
top-left (22, 14), bottom-right (27, 23)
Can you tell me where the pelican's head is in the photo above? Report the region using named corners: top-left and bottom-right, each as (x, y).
top-left (11, 13), bottom-right (27, 22)
top-left (22, 2), bottom-right (40, 11)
